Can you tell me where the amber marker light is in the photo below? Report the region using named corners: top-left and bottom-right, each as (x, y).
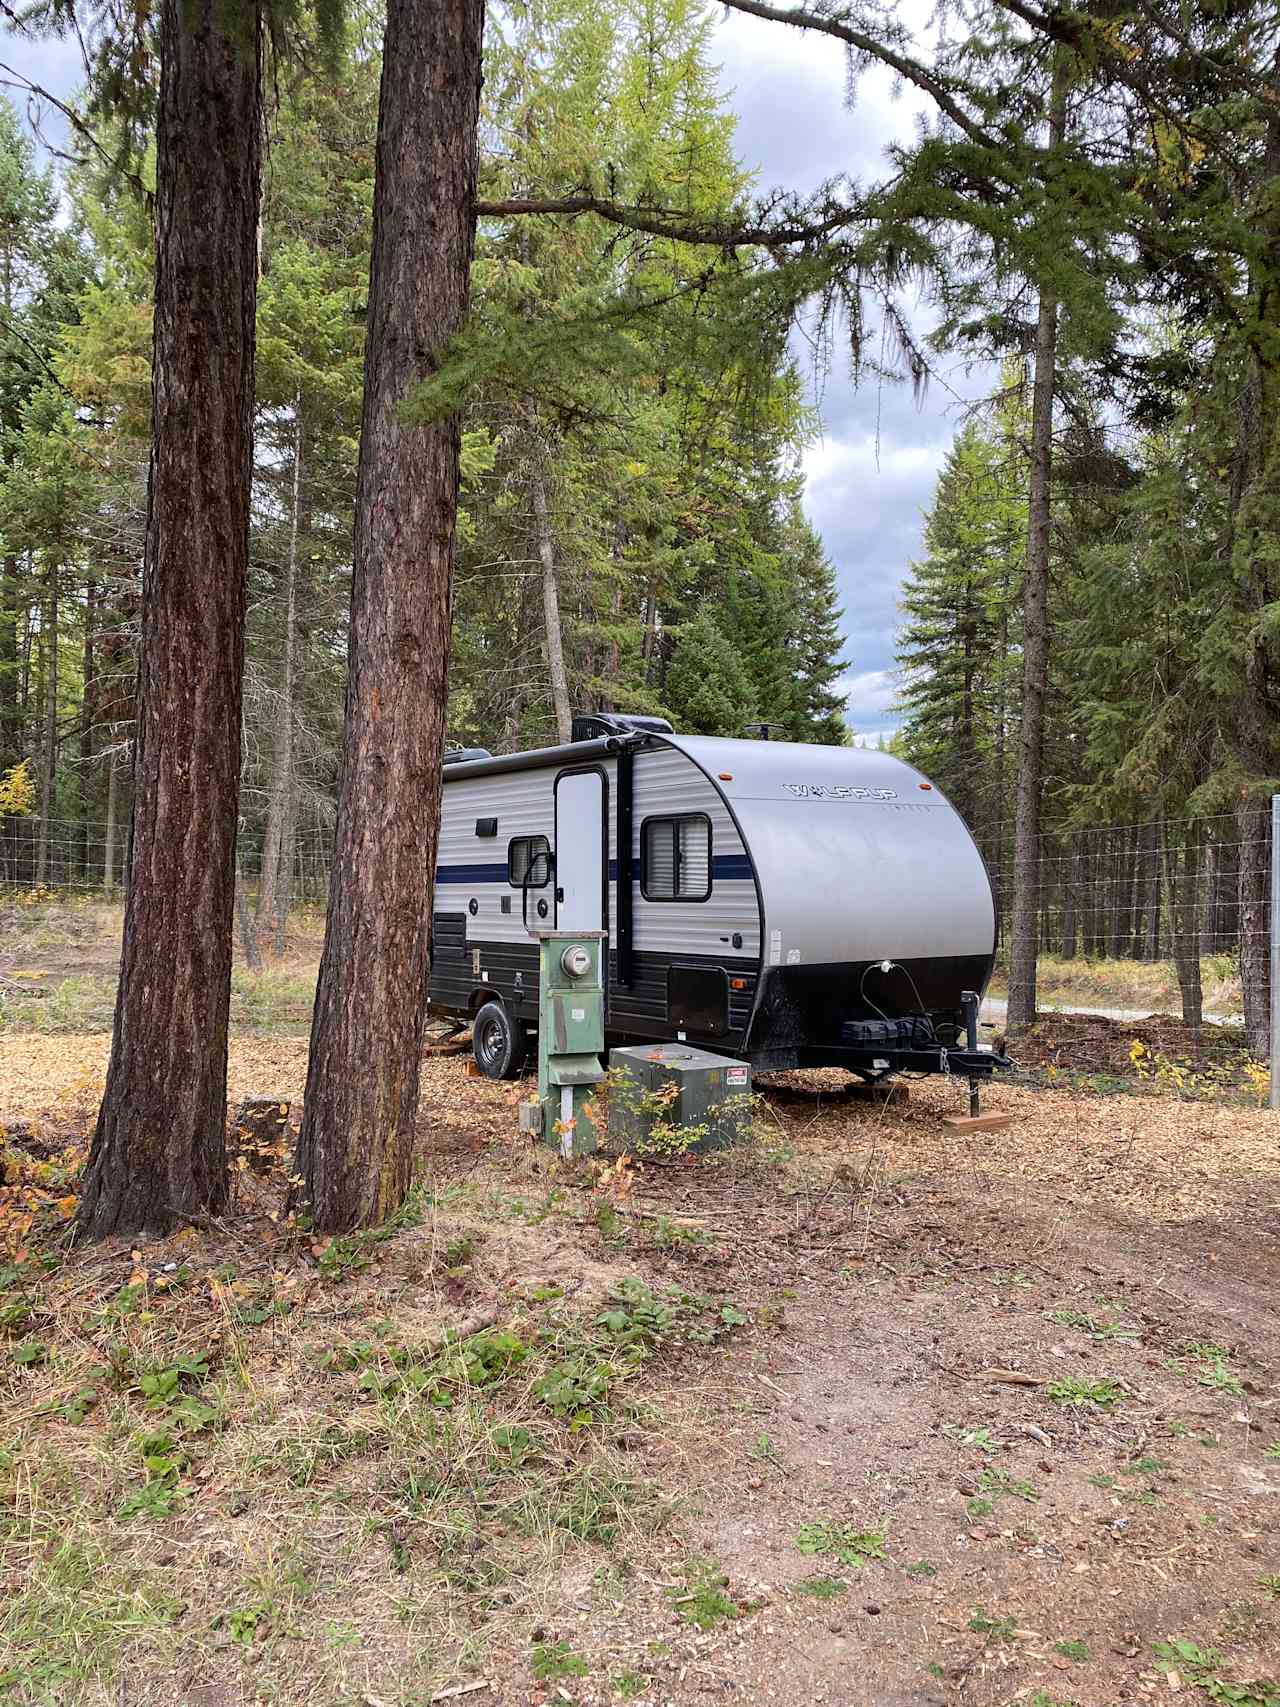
top-left (718, 771), bottom-right (733, 780)
top-left (918, 782), bottom-right (933, 790)
top-left (730, 977), bottom-right (747, 991)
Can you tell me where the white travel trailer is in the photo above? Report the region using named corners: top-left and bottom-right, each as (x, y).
top-left (427, 715), bottom-right (1006, 1085)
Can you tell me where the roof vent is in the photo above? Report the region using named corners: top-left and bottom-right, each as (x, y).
top-left (570, 713), bottom-right (674, 743)
top-left (443, 746), bottom-right (492, 766)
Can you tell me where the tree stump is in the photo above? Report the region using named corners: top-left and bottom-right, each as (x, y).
top-left (230, 1098), bottom-right (291, 1175)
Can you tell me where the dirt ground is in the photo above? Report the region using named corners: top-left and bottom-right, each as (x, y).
top-left (2, 1035), bottom-right (1278, 1707)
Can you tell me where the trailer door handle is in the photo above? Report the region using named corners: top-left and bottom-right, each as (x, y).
top-left (555, 886), bottom-right (565, 903)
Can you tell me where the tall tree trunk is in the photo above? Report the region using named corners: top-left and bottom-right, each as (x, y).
top-left (294, 0), bottom-right (484, 1232)
top-left (35, 567), bottom-right (57, 886)
top-left (256, 413), bottom-right (303, 947)
top-left (0, 555), bottom-right (19, 769)
top-left (1005, 53), bottom-right (1068, 1029)
top-left (81, 571), bottom-right (97, 879)
top-left (1232, 110), bottom-right (1280, 1059)
top-left (102, 754), bottom-right (118, 892)
top-left (532, 456), bottom-right (572, 743)
top-left (273, 779), bottom-right (297, 957)
top-left (78, 0), bottom-right (262, 1240)
top-left (1165, 830), bottom-right (1203, 1033)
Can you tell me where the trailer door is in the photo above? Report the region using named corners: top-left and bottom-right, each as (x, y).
top-left (554, 768), bottom-right (607, 934)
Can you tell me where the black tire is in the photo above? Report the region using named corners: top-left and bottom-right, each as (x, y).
top-left (472, 1000), bottom-right (528, 1080)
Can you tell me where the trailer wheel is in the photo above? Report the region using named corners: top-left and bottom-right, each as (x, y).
top-left (472, 1001), bottom-right (528, 1080)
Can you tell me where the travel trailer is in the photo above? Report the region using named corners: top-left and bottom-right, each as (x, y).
top-left (427, 715), bottom-right (1006, 1086)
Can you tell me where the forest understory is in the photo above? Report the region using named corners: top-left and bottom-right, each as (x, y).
top-left (2, 979), bottom-right (1278, 1706)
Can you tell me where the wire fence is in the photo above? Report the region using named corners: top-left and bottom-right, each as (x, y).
top-left (3, 805), bottom-right (1274, 1092)
top-left (0, 816), bottom-right (335, 905)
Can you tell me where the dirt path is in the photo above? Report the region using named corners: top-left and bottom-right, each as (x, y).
top-left (518, 1164), bottom-right (1280, 1707)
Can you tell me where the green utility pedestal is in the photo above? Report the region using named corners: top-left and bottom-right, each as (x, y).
top-left (526, 929), bottom-right (606, 1159)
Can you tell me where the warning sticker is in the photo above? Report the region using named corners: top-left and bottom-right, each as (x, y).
top-left (769, 930), bottom-right (782, 965)
top-left (571, 1007), bottom-right (585, 1022)
top-left (727, 1066), bottom-right (749, 1085)
top-left (786, 947), bottom-right (800, 965)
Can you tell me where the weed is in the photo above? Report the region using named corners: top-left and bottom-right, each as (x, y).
top-left (794, 1575), bottom-right (848, 1600)
top-left (1054, 1639), bottom-right (1090, 1663)
top-left (1257, 1576), bottom-right (1280, 1600)
top-left (223, 1603), bottom-right (269, 1647)
top-left (612, 1671), bottom-right (647, 1699)
top-left (37, 1384), bottom-right (100, 1425)
top-left (1045, 1376), bottom-right (1124, 1410)
top-left (443, 1233), bottom-right (476, 1270)
top-left (751, 1431), bottom-right (783, 1469)
top-left (968, 1607), bottom-right (1018, 1642)
top-left (795, 1521), bottom-right (886, 1568)
top-left (1151, 1639), bottom-right (1280, 1707)
top-left (1262, 1441), bottom-right (1280, 1460)
top-left (978, 1466), bottom-right (1040, 1503)
top-left (12, 1338), bottom-right (49, 1366)
top-left (1029, 1695), bottom-right (1079, 1707)
top-left (669, 1558), bottom-right (743, 1630)
top-left (1087, 1473), bottom-right (1116, 1488)
top-left (1050, 1307), bottom-right (1138, 1341)
top-left (965, 1497), bottom-right (995, 1521)
top-left (1169, 1343), bottom-right (1247, 1396)
top-left (531, 1639), bottom-right (589, 1683)
top-left (906, 1561), bottom-right (938, 1578)
top-left (944, 1423), bottom-right (997, 1450)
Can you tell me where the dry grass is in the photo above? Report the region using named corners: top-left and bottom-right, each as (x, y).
top-left (0, 1161), bottom-right (733, 1705)
top-left (989, 951), bottom-right (1244, 1016)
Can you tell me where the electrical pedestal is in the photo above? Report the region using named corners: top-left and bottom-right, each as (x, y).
top-left (521, 929), bottom-right (606, 1159)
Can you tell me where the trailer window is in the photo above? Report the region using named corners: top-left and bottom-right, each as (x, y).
top-left (641, 814), bottom-right (712, 901)
top-left (508, 834), bottom-right (550, 887)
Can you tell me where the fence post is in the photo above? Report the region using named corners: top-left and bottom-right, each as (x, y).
top-left (1270, 795), bottom-right (1280, 1109)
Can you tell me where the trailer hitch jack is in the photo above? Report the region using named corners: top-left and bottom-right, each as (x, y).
top-left (961, 989), bottom-right (981, 1117)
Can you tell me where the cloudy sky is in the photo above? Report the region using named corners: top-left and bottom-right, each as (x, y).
top-left (1, 5), bottom-right (979, 744)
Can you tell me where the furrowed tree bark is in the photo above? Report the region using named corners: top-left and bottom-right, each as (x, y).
top-left (78, 0), bottom-right (262, 1239)
top-left (256, 412), bottom-right (303, 948)
top-left (1005, 53), bottom-right (1067, 1032)
top-left (294, 0), bottom-right (484, 1232)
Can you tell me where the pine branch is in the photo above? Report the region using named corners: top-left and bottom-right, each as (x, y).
top-left (473, 194), bottom-right (867, 249)
top-left (0, 62), bottom-right (150, 201)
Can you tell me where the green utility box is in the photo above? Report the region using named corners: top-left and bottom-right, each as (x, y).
top-left (607, 1044), bottom-right (752, 1156)
top-left (530, 929), bottom-right (607, 1160)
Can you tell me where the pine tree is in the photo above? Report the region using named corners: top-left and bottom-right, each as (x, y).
top-left (664, 606), bottom-right (757, 735)
top-left (896, 420), bottom-right (1024, 862)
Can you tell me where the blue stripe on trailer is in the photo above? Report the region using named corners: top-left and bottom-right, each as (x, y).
top-left (436, 854), bottom-right (754, 886)
top-left (435, 862), bottom-right (509, 883)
